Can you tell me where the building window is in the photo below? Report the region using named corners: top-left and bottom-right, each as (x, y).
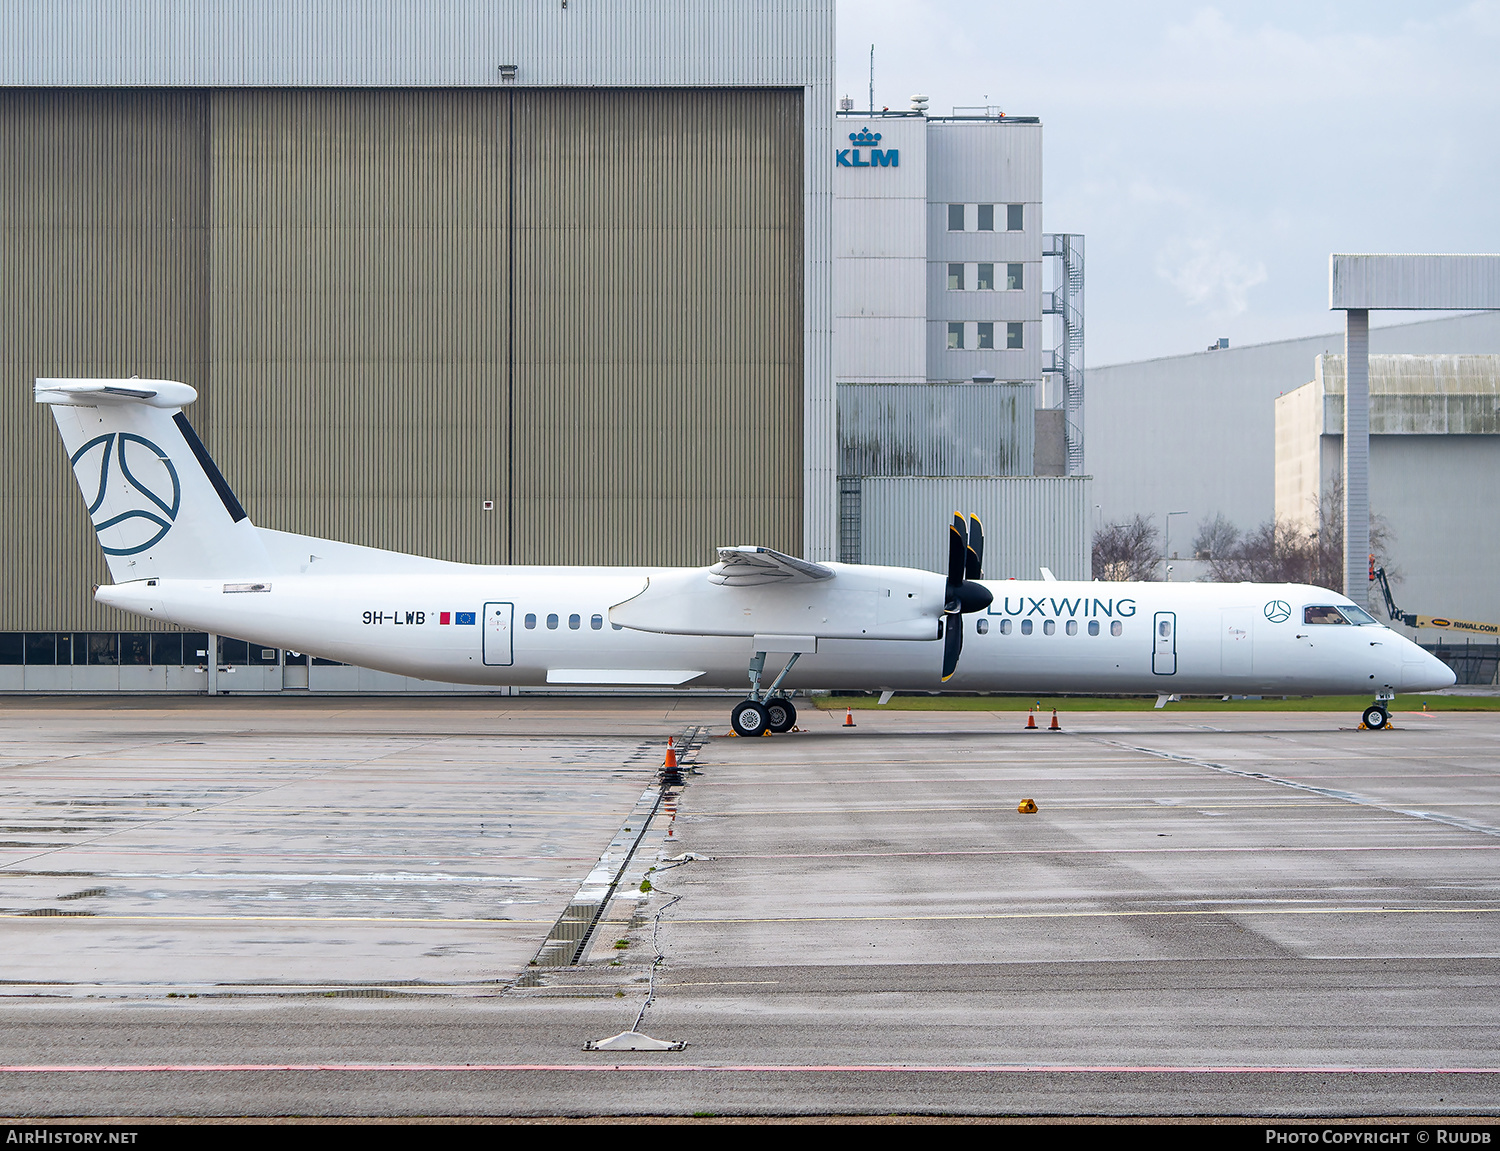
top-left (977, 322), bottom-right (994, 349)
top-left (1020, 619), bottom-right (1033, 635)
top-left (977, 263), bottom-right (994, 291)
top-left (546, 613), bottom-right (559, 629)
top-left (1006, 263), bottom-right (1024, 290)
top-left (947, 322), bottom-right (964, 349)
top-left (568, 613), bottom-right (581, 630)
top-left (947, 263), bottom-right (964, 290)
top-left (1007, 203), bottom-right (1023, 231)
top-left (977, 204), bottom-right (994, 231)
top-left (948, 203), bottom-right (965, 231)
top-left (1007, 322), bottom-right (1024, 349)
top-left (591, 614), bottom-right (603, 630)
top-left (524, 613), bottom-right (537, 629)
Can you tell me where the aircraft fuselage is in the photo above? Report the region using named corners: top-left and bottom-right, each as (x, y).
top-left (96, 570), bottom-right (1448, 697)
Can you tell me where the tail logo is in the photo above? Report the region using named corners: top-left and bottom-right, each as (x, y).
top-left (70, 433), bottom-right (181, 556)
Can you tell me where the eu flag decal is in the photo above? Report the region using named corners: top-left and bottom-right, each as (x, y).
top-left (455, 611), bottom-right (476, 625)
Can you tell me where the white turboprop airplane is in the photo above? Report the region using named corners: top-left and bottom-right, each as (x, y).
top-left (39, 378), bottom-right (1455, 733)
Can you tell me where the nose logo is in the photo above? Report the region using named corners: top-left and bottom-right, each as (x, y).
top-left (1263, 600), bottom-right (1292, 623)
top-left (69, 432), bottom-right (181, 556)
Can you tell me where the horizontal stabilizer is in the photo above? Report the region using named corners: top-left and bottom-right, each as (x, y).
top-left (36, 378), bottom-right (199, 409)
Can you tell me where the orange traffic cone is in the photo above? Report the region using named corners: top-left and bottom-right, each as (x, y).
top-left (1049, 708), bottom-right (1061, 731)
top-left (844, 707), bottom-right (856, 727)
top-left (664, 738), bottom-right (678, 769)
top-left (1025, 709), bottom-right (1037, 730)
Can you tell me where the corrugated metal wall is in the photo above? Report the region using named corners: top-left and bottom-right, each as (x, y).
top-left (837, 382), bottom-right (1034, 477)
top-left (0, 86), bottom-right (802, 628)
top-left (0, 89), bottom-right (209, 631)
top-left (511, 89), bottom-right (802, 565)
top-left (859, 476), bottom-right (1092, 580)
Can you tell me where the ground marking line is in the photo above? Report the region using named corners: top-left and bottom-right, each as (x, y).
top-left (713, 844), bottom-right (1500, 860)
top-left (1091, 736), bottom-right (1500, 839)
top-left (0, 914), bottom-right (554, 924)
top-left (1, 1063), bottom-right (1497, 1075)
top-left (662, 906), bottom-right (1500, 924)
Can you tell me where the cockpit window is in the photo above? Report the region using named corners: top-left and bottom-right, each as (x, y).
top-left (1303, 605), bottom-right (1349, 625)
top-left (1339, 605), bottom-right (1378, 625)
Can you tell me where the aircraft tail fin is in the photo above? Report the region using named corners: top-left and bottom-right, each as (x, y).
top-left (37, 378), bottom-right (273, 582)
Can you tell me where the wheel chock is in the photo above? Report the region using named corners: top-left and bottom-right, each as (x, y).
top-left (1017, 798), bottom-right (1038, 814)
top-left (762, 728), bottom-right (772, 736)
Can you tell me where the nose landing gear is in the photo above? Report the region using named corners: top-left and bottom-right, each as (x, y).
top-left (730, 650), bottom-right (801, 737)
top-left (1361, 690), bottom-right (1395, 730)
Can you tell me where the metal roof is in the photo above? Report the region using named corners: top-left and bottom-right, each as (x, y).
top-left (0, 0), bottom-right (832, 88)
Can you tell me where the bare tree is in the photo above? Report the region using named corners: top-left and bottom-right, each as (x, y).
top-left (1191, 513), bottom-right (1240, 560)
top-left (1092, 515), bottom-right (1162, 581)
top-left (1203, 479), bottom-right (1397, 592)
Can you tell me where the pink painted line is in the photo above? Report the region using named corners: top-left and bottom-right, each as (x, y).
top-left (1, 1063), bottom-right (1498, 1075)
top-left (716, 844), bottom-right (1500, 860)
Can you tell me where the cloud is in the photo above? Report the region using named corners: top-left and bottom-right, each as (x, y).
top-left (1156, 237), bottom-right (1268, 317)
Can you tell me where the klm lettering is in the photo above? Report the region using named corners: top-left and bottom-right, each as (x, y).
top-left (836, 148), bottom-right (899, 168)
top-left (836, 128), bottom-right (898, 169)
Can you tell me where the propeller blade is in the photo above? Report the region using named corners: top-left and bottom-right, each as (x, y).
top-left (966, 514), bottom-right (984, 581)
top-left (947, 512), bottom-right (967, 598)
top-left (941, 614), bottom-right (963, 681)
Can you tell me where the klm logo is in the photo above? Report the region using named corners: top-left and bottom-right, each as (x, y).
top-left (836, 127), bottom-right (899, 169)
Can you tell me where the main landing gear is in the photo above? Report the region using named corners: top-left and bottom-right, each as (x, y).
top-left (1362, 690), bottom-right (1395, 730)
top-left (730, 650), bottom-right (801, 737)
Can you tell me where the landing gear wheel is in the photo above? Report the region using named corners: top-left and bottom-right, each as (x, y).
top-left (731, 700), bottom-right (770, 737)
top-left (1362, 705), bottom-right (1389, 730)
top-left (765, 698), bottom-right (797, 733)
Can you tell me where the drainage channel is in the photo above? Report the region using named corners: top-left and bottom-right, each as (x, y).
top-left (523, 727), bottom-right (706, 975)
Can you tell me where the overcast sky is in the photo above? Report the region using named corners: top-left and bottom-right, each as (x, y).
top-left (837, 1), bottom-right (1500, 365)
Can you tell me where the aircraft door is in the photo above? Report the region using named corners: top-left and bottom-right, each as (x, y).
top-left (1152, 611), bottom-right (1177, 675)
top-left (483, 602), bottom-right (515, 666)
top-left (1220, 609), bottom-right (1253, 675)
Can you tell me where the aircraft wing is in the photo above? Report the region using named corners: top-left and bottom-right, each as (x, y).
top-left (709, 546), bottom-right (835, 587)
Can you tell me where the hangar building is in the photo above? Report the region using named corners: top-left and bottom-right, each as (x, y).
top-left (0, 1), bottom-right (835, 691)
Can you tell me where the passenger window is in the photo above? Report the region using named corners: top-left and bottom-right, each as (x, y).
top-left (1043, 620), bottom-right (1056, 635)
top-left (568, 613), bottom-right (581, 630)
top-left (1020, 619), bottom-right (1033, 635)
top-left (999, 619), bottom-right (1012, 635)
top-left (611, 623), bottom-right (623, 631)
top-left (1088, 620), bottom-right (1099, 636)
top-left (976, 619), bottom-right (989, 635)
top-left (591, 614), bottom-right (603, 630)
top-left (1304, 605), bottom-right (1348, 625)
top-left (524, 613), bottom-right (536, 629)
top-left (1111, 621), bottom-right (1122, 636)
top-left (1065, 620), bottom-right (1078, 636)
top-left (546, 613), bottom-right (559, 629)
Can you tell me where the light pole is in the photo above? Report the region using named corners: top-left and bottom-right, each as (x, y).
top-left (1164, 510), bottom-right (1187, 581)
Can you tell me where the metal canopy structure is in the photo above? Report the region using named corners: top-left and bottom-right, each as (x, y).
top-left (1329, 253), bottom-right (1500, 603)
